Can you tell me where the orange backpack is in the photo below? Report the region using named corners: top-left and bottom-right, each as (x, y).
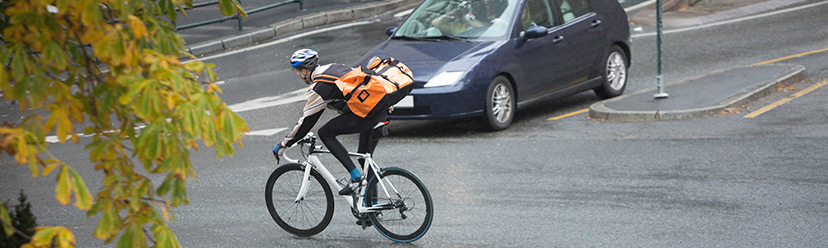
top-left (333, 57), bottom-right (414, 118)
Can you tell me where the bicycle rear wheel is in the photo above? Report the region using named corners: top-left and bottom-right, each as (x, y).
top-left (265, 163), bottom-right (334, 237)
top-left (366, 167), bottom-right (433, 242)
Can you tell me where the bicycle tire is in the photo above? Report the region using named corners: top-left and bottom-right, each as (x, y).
top-left (366, 167), bottom-right (433, 242)
top-left (265, 163), bottom-right (334, 237)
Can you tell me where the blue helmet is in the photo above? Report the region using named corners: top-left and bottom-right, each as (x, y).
top-left (290, 49), bottom-right (319, 69)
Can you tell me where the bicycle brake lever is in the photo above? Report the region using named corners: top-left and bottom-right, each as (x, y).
top-left (274, 148), bottom-right (286, 164)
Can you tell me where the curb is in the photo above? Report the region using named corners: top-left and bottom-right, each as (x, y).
top-left (187, 0), bottom-right (420, 57)
top-left (588, 64), bottom-right (807, 122)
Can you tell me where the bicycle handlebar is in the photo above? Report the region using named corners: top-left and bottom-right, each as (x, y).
top-left (279, 132), bottom-right (316, 164)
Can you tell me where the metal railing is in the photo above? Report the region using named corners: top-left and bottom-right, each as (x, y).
top-left (173, 0), bottom-right (304, 31)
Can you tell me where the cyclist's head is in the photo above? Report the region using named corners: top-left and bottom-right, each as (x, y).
top-left (289, 49), bottom-right (319, 84)
top-left (290, 49), bottom-right (319, 70)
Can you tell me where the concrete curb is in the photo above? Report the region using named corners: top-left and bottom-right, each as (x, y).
top-left (186, 0), bottom-right (421, 57)
top-left (588, 64), bottom-right (806, 122)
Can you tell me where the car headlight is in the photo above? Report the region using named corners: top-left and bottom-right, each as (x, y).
top-left (424, 71), bottom-right (464, 88)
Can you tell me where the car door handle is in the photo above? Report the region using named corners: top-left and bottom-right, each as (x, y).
top-left (552, 36), bottom-right (564, 44)
top-left (591, 20), bottom-right (602, 27)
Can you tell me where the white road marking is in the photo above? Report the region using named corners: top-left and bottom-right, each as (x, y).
top-left (625, 0), bottom-right (656, 12)
top-left (190, 21), bottom-right (372, 63)
top-left (631, 0), bottom-right (828, 38)
top-left (227, 88), bottom-right (306, 113)
top-left (245, 128), bottom-right (289, 136)
top-left (394, 9), bottom-right (413, 18)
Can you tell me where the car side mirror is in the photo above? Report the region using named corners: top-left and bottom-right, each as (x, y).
top-left (386, 27), bottom-right (399, 37)
top-left (520, 26), bottom-right (548, 40)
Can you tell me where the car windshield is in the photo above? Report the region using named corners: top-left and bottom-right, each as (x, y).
top-left (393, 0), bottom-right (518, 40)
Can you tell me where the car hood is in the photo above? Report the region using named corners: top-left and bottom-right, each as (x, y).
top-left (364, 40), bottom-right (499, 82)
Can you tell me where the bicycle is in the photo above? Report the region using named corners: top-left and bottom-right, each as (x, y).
top-left (265, 127), bottom-right (433, 243)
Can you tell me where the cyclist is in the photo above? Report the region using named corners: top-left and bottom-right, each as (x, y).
top-left (272, 49), bottom-right (386, 199)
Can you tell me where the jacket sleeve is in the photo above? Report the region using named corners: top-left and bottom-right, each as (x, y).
top-left (282, 86), bottom-right (328, 147)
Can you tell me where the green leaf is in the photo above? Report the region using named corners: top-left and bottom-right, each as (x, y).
top-left (56, 166), bottom-right (71, 205)
top-left (82, 0), bottom-right (104, 26)
top-left (170, 177), bottom-right (186, 206)
top-left (157, 173), bottom-right (173, 196)
top-left (219, 0), bottom-right (234, 16)
top-left (0, 202), bottom-right (13, 237)
top-left (43, 41), bottom-right (69, 70)
top-left (68, 168), bottom-right (93, 210)
top-left (31, 227), bottom-right (59, 246)
top-left (166, 0), bottom-right (177, 21)
top-left (117, 224), bottom-right (147, 248)
top-left (94, 204), bottom-right (119, 239)
top-left (152, 224), bottom-right (182, 248)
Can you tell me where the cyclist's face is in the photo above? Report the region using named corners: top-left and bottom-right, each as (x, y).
top-left (295, 68), bottom-right (311, 83)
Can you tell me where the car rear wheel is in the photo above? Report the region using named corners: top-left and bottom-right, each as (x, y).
top-left (480, 76), bottom-right (515, 131)
top-left (594, 45), bottom-right (628, 99)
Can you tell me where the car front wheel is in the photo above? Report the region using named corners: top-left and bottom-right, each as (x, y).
top-left (594, 45), bottom-right (628, 99)
top-left (480, 76), bottom-right (515, 131)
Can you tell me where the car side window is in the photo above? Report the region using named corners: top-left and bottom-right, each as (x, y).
top-left (557, 0), bottom-right (592, 23)
top-left (520, 0), bottom-right (559, 31)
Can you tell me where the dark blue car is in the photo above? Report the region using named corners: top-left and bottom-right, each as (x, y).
top-left (357, 0), bottom-right (631, 130)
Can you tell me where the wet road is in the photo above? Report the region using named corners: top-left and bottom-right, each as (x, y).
top-left (2, 1), bottom-right (828, 247)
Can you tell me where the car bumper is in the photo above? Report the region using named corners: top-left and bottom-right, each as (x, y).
top-left (388, 85), bottom-right (485, 120)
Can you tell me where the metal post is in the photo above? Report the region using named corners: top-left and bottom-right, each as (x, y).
top-left (654, 0), bottom-right (669, 99)
top-left (236, 0), bottom-right (243, 30)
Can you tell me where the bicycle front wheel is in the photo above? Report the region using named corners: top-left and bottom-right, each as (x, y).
top-left (265, 163), bottom-right (334, 237)
top-left (366, 167), bottom-right (433, 242)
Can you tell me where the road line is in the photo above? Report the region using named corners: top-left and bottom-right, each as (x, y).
top-left (548, 108), bottom-right (589, 121)
top-left (190, 21), bottom-right (371, 62)
top-left (753, 47), bottom-right (828, 66)
top-left (744, 79), bottom-right (828, 118)
top-left (246, 128), bottom-right (288, 136)
top-left (631, 1), bottom-right (828, 38)
top-left (625, 0), bottom-right (656, 12)
top-left (394, 9), bottom-right (413, 18)
top-left (228, 88), bottom-right (306, 113)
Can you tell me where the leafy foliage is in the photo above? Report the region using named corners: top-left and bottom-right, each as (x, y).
top-left (0, 0), bottom-right (248, 247)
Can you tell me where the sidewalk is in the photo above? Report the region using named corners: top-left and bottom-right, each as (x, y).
top-left (588, 64), bottom-right (806, 122)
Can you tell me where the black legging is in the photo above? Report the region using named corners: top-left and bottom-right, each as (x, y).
top-left (318, 111), bottom-right (386, 175)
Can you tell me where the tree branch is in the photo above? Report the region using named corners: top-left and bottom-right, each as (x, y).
top-left (0, 212), bottom-right (33, 241)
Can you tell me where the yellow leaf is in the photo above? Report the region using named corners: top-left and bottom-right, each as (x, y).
top-left (161, 205), bottom-right (170, 222)
top-left (41, 160), bottom-right (61, 176)
top-left (167, 94), bottom-right (175, 110)
top-left (128, 15), bottom-right (147, 38)
top-left (56, 227), bottom-right (76, 248)
top-left (184, 61), bottom-right (204, 72)
top-left (55, 166), bottom-right (71, 205)
top-left (31, 226), bottom-right (59, 246)
top-left (0, 203), bottom-right (13, 237)
top-left (69, 168), bottom-right (93, 210)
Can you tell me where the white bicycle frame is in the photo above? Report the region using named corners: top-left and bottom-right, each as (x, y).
top-left (282, 134), bottom-right (401, 213)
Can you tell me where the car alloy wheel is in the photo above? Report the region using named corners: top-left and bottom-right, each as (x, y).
top-left (594, 45), bottom-right (628, 99)
top-left (481, 76), bottom-right (515, 131)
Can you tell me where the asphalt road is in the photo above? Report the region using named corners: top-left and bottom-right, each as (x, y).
top-left (2, 1), bottom-right (828, 247)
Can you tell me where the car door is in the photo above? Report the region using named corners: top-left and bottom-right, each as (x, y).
top-left (514, 0), bottom-right (570, 100)
top-left (552, 0), bottom-right (607, 88)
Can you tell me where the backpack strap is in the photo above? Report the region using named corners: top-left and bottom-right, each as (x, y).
top-left (342, 73), bottom-right (373, 101)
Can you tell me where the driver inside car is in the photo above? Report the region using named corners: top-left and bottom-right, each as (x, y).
top-left (430, 0), bottom-right (508, 36)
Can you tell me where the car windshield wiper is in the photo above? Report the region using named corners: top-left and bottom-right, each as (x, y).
top-left (391, 35), bottom-right (431, 41)
top-left (422, 35), bottom-right (470, 41)
top-left (392, 35), bottom-right (470, 41)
